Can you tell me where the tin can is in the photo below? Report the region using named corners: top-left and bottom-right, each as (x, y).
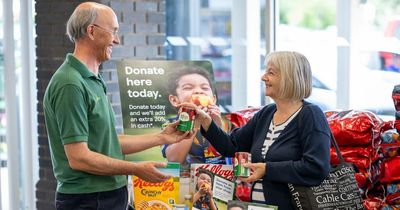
top-left (177, 107), bottom-right (196, 132)
top-left (172, 204), bottom-right (189, 210)
top-left (234, 152), bottom-right (251, 177)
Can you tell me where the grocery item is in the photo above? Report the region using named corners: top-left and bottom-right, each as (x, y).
top-left (177, 107), bottom-right (196, 132)
top-left (234, 152), bottom-right (251, 177)
top-left (133, 163), bottom-right (180, 210)
top-left (191, 94), bottom-right (214, 107)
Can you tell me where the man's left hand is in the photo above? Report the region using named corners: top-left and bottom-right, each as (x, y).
top-left (160, 120), bottom-right (196, 144)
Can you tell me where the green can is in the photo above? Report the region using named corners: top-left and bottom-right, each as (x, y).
top-left (234, 152), bottom-right (251, 177)
top-left (177, 107), bottom-right (196, 132)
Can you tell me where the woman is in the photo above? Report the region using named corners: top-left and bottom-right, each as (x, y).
top-left (187, 51), bottom-right (331, 209)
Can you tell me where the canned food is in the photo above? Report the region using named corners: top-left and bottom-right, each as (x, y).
top-left (234, 152), bottom-right (251, 177)
top-left (172, 204), bottom-right (189, 210)
top-left (177, 107), bottom-right (196, 132)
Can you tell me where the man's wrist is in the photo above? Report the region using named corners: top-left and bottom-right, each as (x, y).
top-left (155, 133), bottom-right (165, 145)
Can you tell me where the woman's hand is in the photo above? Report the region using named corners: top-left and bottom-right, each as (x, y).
top-left (178, 102), bottom-right (213, 131)
top-left (239, 162), bottom-right (266, 183)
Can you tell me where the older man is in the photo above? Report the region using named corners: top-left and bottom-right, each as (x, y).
top-left (43, 2), bottom-right (194, 210)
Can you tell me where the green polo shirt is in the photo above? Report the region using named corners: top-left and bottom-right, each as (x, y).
top-left (43, 54), bottom-right (126, 193)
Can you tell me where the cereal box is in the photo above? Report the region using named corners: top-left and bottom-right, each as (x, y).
top-left (133, 162), bottom-right (180, 210)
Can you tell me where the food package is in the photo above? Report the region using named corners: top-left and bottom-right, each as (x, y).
top-left (327, 110), bottom-right (382, 146)
top-left (225, 107), bottom-right (261, 128)
top-left (133, 162), bottom-right (180, 210)
top-left (330, 146), bottom-right (377, 170)
top-left (380, 157), bottom-right (400, 184)
top-left (191, 94), bottom-right (214, 107)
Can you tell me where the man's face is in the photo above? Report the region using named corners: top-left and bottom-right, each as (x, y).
top-left (169, 73), bottom-right (215, 107)
top-left (92, 9), bottom-right (120, 62)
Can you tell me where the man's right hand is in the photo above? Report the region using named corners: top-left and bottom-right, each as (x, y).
top-left (133, 161), bottom-right (172, 183)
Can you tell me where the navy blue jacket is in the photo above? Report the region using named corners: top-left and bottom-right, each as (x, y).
top-left (202, 101), bottom-right (331, 209)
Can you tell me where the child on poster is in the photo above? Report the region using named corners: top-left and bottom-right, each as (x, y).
top-left (161, 66), bottom-right (226, 173)
top-left (193, 170), bottom-right (218, 210)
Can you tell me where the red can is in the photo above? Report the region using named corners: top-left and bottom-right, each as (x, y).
top-left (234, 152), bottom-right (251, 177)
top-left (177, 107), bottom-right (196, 132)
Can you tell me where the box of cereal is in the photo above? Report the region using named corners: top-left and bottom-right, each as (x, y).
top-left (133, 162), bottom-right (180, 210)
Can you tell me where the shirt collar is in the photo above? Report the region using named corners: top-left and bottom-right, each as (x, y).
top-left (65, 53), bottom-right (96, 78)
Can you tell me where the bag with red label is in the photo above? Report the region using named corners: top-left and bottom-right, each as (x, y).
top-left (327, 110), bottom-right (382, 146)
top-left (225, 107), bottom-right (261, 128)
top-left (380, 156), bottom-right (400, 183)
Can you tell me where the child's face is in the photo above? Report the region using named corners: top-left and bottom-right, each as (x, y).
top-left (198, 173), bottom-right (212, 188)
top-left (169, 73), bottom-right (215, 106)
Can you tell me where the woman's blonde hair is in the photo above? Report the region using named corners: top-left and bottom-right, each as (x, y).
top-left (265, 51), bottom-right (312, 100)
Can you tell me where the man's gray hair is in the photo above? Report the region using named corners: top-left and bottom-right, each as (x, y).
top-left (66, 6), bottom-right (99, 43)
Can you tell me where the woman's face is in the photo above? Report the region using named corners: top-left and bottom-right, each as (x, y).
top-left (197, 172), bottom-right (212, 188)
top-left (172, 73), bottom-right (215, 105)
top-left (261, 62), bottom-right (281, 99)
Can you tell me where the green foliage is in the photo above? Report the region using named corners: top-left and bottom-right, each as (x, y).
top-left (279, 0), bottom-right (336, 30)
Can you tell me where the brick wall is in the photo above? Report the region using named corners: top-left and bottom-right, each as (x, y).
top-left (35, 0), bottom-right (166, 209)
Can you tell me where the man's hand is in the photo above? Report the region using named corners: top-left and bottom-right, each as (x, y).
top-left (133, 161), bottom-right (172, 183)
top-left (160, 120), bottom-right (196, 144)
top-left (239, 162), bottom-right (266, 183)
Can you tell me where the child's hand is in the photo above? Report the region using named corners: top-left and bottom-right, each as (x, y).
top-left (205, 104), bottom-right (222, 126)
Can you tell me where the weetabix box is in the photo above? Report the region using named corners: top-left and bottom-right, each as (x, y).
top-left (133, 162), bottom-right (180, 210)
top-left (189, 163), bottom-right (234, 195)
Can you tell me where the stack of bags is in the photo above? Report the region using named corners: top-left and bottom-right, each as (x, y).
top-left (326, 110), bottom-right (382, 195)
top-left (376, 85), bottom-right (400, 209)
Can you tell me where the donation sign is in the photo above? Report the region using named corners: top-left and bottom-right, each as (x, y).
top-left (117, 60), bottom-right (215, 161)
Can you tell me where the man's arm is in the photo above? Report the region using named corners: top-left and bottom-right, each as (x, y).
top-left (118, 120), bottom-right (196, 154)
top-left (118, 134), bottom-right (164, 154)
top-left (64, 142), bottom-right (171, 183)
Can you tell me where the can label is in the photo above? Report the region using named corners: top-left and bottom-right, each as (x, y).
top-left (234, 152), bottom-right (251, 177)
top-left (177, 107), bottom-right (196, 132)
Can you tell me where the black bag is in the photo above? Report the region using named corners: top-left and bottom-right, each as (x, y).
top-left (288, 133), bottom-right (365, 210)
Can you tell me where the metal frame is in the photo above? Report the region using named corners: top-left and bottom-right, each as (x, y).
top-left (1, 0), bottom-right (37, 209)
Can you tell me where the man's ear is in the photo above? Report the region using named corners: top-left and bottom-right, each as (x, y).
top-left (169, 95), bottom-right (180, 107)
top-left (87, 25), bottom-right (95, 40)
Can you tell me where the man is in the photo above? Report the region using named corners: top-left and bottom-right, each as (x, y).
top-left (43, 2), bottom-right (194, 210)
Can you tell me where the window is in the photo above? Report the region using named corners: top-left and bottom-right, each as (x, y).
top-left (166, 0), bottom-right (264, 111)
top-left (276, 0), bottom-right (400, 119)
